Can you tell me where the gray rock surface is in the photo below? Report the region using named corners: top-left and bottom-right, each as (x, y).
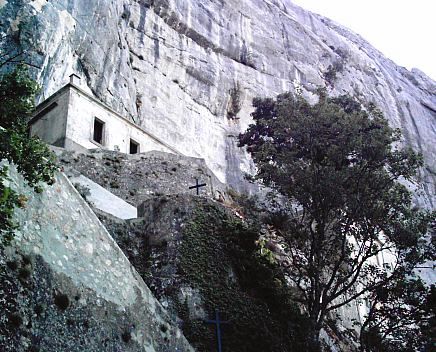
top-left (0, 163), bottom-right (194, 351)
top-left (55, 147), bottom-right (230, 205)
top-left (95, 194), bottom-right (310, 352)
top-left (0, 0), bottom-right (434, 207)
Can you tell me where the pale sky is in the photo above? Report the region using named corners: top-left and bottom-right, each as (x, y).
top-left (292, 0), bottom-right (436, 81)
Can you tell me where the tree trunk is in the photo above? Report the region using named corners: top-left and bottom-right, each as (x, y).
top-left (307, 322), bottom-right (322, 352)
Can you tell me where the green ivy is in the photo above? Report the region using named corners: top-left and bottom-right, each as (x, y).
top-left (177, 201), bottom-right (310, 351)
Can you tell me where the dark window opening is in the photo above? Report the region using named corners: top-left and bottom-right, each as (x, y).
top-left (129, 139), bottom-right (139, 154)
top-left (93, 118), bottom-right (104, 145)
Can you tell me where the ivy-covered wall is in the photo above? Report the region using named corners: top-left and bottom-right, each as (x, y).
top-left (178, 200), bottom-right (310, 351)
top-left (100, 195), bottom-right (310, 352)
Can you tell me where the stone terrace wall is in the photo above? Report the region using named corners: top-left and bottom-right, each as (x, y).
top-left (0, 163), bottom-right (193, 352)
top-left (55, 147), bottom-right (231, 206)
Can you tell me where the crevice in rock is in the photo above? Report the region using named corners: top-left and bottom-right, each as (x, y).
top-left (420, 100), bottom-right (436, 114)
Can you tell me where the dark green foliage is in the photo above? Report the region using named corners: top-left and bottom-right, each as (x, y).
top-left (0, 66), bottom-right (39, 129)
top-left (227, 82), bottom-right (242, 119)
top-left (178, 202), bottom-right (310, 352)
top-left (360, 277), bottom-right (435, 352)
top-left (0, 66), bottom-right (57, 244)
top-left (324, 60), bottom-right (344, 85)
top-left (0, 128), bottom-right (57, 189)
top-left (239, 90), bottom-right (435, 350)
top-left (0, 166), bottom-right (21, 243)
top-left (0, 66), bottom-right (56, 186)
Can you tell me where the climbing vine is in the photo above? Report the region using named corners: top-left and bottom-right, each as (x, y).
top-left (0, 166), bottom-right (20, 244)
top-left (177, 201), bottom-right (310, 351)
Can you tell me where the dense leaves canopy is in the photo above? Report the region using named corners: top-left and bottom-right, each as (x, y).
top-left (361, 275), bottom-right (435, 352)
top-left (239, 90), bottom-right (435, 350)
top-left (240, 91), bottom-right (422, 222)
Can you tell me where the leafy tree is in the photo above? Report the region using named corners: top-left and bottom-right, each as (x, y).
top-left (239, 90), bottom-right (435, 351)
top-left (360, 274), bottom-right (435, 352)
top-left (0, 66), bottom-right (57, 244)
top-left (0, 65), bottom-right (39, 129)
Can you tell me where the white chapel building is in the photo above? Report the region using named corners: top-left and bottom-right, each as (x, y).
top-left (29, 74), bottom-right (180, 156)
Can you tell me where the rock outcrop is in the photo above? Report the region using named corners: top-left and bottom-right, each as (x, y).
top-left (1, 0), bottom-right (434, 206)
top-left (0, 163), bottom-right (194, 351)
top-left (48, 147), bottom-right (319, 351)
top-left (54, 147), bottom-right (230, 205)
top-left (97, 194), bottom-right (317, 352)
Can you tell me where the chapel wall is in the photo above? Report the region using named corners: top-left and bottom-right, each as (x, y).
top-left (30, 82), bottom-right (179, 156)
top-left (30, 89), bottom-right (70, 147)
top-left (66, 87), bottom-right (175, 154)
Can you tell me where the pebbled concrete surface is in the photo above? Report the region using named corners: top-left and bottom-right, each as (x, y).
top-left (0, 163), bottom-right (194, 352)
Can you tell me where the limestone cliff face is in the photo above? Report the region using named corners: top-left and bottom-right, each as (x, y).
top-left (1, 0), bottom-right (435, 207)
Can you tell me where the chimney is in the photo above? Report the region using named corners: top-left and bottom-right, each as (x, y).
top-left (69, 73), bottom-right (81, 86)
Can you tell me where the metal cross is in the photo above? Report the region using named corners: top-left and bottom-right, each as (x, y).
top-left (205, 310), bottom-right (229, 352)
top-left (189, 178), bottom-right (207, 195)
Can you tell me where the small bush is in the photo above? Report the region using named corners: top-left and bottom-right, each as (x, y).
top-left (227, 82), bottom-right (242, 119)
top-left (0, 67), bottom-right (57, 245)
top-left (324, 60), bottom-right (344, 84)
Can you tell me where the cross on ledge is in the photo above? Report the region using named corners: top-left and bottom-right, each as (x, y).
top-left (189, 178), bottom-right (207, 195)
top-left (205, 310), bottom-right (229, 352)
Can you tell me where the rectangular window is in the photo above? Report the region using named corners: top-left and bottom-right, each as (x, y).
top-left (93, 118), bottom-right (105, 145)
top-left (129, 139), bottom-right (139, 154)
